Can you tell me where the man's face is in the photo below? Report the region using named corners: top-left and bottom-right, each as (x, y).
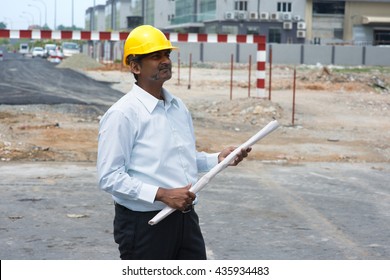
top-left (138, 50), bottom-right (173, 83)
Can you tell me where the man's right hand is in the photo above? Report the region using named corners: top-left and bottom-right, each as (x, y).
top-left (155, 184), bottom-right (195, 211)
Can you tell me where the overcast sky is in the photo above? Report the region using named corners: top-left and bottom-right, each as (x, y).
top-left (0, 0), bottom-right (107, 30)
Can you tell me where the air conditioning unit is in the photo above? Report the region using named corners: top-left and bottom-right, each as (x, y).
top-left (249, 12), bottom-right (258, 20)
top-left (224, 11), bottom-right (235, 20)
top-left (297, 22), bottom-right (306, 29)
top-left (283, 22), bottom-right (293, 30)
top-left (283, 13), bottom-right (292, 21)
top-left (293, 15), bottom-right (301, 21)
top-left (270, 12), bottom-right (280, 20)
top-left (297, 30), bottom-right (306, 38)
top-left (260, 12), bottom-right (269, 20)
top-left (236, 11), bottom-right (248, 20)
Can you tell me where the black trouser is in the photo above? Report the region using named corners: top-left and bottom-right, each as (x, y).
top-left (114, 203), bottom-right (207, 260)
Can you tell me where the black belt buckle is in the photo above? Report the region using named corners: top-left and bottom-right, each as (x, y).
top-left (182, 205), bottom-right (193, 213)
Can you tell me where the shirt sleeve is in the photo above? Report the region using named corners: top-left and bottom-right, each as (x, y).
top-left (97, 110), bottom-right (159, 204)
top-left (196, 151), bottom-right (219, 172)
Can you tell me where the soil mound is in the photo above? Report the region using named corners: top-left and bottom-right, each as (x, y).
top-left (57, 53), bottom-right (103, 70)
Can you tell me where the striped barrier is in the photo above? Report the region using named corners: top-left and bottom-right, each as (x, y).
top-left (0, 29), bottom-right (266, 97)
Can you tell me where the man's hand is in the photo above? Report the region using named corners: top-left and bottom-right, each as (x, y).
top-left (155, 184), bottom-right (195, 211)
top-left (218, 146), bottom-right (252, 166)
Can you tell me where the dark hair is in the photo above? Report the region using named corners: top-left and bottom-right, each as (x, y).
top-left (126, 55), bottom-right (144, 81)
top-left (126, 50), bottom-right (172, 81)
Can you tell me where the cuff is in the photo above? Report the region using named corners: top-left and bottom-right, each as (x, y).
top-left (138, 183), bottom-right (159, 203)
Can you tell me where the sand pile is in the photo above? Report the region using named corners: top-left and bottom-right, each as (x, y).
top-left (56, 53), bottom-right (103, 70)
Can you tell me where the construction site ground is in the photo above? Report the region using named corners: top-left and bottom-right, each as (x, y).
top-left (1, 54), bottom-right (389, 260)
top-left (1, 62), bottom-right (389, 163)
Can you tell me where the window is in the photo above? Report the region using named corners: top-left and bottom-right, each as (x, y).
top-left (221, 25), bottom-right (239, 34)
top-left (313, 1), bottom-right (345, 14)
top-left (235, 1), bottom-right (248, 11)
top-left (277, 2), bottom-right (292, 12)
top-left (269, 28), bottom-right (282, 43)
top-left (247, 26), bottom-right (259, 35)
top-left (199, 0), bottom-right (216, 21)
top-left (334, 28), bottom-right (343, 40)
top-left (374, 30), bottom-right (390, 45)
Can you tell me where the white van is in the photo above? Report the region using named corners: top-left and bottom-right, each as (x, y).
top-left (19, 43), bottom-right (29, 55)
top-left (61, 42), bottom-right (80, 57)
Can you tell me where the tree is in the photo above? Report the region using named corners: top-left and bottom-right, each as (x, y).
top-left (0, 22), bottom-right (7, 29)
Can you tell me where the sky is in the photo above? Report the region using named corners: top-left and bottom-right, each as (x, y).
top-left (0, 0), bottom-right (107, 30)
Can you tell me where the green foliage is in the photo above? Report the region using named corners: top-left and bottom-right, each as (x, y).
top-left (331, 66), bottom-right (390, 74)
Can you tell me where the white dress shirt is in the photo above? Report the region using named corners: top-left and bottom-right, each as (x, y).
top-left (97, 84), bottom-right (218, 212)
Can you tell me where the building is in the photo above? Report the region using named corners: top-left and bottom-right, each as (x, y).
top-left (84, 0), bottom-right (390, 45)
top-left (85, 5), bottom-right (105, 31)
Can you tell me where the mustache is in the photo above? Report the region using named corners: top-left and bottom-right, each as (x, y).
top-left (158, 63), bottom-right (171, 71)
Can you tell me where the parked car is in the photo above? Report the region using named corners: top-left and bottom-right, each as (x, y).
top-left (43, 44), bottom-right (57, 58)
top-left (19, 43), bottom-right (29, 55)
top-left (61, 42), bottom-right (80, 57)
top-left (32, 47), bottom-right (45, 58)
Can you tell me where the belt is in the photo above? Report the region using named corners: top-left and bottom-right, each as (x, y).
top-left (182, 204), bottom-right (193, 213)
top-left (114, 201), bottom-right (193, 214)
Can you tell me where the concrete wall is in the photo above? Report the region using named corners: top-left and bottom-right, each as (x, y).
top-left (334, 46), bottom-right (363, 66)
top-left (91, 41), bottom-right (390, 67)
top-left (269, 44), bottom-right (302, 65)
top-left (365, 46), bottom-right (390, 66)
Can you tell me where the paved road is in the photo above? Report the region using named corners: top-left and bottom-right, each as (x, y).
top-left (0, 161), bottom-right (389, 260)
top-left (0, 50), bottom-right (123, 106)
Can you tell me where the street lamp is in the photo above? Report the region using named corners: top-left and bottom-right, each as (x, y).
top-left (33, 0), bottom-right (48, 28)
top-left (22, 11), bottom-right (35, 27)
top-left (4, 17), bottom-right (13, 29)
top-left (54, 0), bottom-right (57, 29)
top-left (72, 0), bottom-right (74, 28)
top-left (19, 15), bottom-right (31, 28)
top-left (28, 4), bottom-right (42, 27)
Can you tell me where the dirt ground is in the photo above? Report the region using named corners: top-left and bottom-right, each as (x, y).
top-left (0, 63), bottom-right (389, 163)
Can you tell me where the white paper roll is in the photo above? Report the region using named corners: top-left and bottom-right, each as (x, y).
top-left (148, 119), bottom-right (280, 225)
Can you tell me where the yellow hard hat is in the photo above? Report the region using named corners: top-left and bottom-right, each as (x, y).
top-left (123, 25), bottom-right (177, 66)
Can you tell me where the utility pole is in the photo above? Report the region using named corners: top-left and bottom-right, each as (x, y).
top-left (33, 0), bottom-right (47, 28)
top-left (54, 0), bottom-right (57, 29)
top-left (72, 0), bottom-right (74, 28)
top-left (28, 4), bottom-right (42, 27)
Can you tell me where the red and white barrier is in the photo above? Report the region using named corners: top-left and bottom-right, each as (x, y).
top-left (0, 29), bottom-right (266, 97)
top-left (167, 33), bottom-right (266, 97)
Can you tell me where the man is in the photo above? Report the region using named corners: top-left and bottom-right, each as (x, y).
top-left (97, 25), bottom-right (251, 260)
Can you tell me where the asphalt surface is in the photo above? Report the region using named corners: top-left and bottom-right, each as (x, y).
top-left (0, 161), bottom-right (389, 260)
top-left (0, 49), bottom-right (123, 106)
top-left (0, 49), bottom-right (389, 260)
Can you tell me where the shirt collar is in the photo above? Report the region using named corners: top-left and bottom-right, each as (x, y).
top-left (133, 84), bottom-right (179, 113)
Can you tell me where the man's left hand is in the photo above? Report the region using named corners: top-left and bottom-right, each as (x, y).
top-left (218, 146), bottom-right (252, 166)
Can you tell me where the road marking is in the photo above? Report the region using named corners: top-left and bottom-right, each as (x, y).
top-left (309, 172), bottom-right (335, 180)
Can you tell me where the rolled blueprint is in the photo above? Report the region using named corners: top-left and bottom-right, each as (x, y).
top-left (148, 119), bottom-right (280, 225)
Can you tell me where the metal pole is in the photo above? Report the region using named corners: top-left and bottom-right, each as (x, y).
top-left (33, 0), bottom-right (47, 27)
top-left (28, 4), bottom-right (42, 27)
top-left (54, 0), bottom-right (57, 29)
top-left (91, 0), bottom-right (96, 30)
top-left (292, 67), bottom-right (296, 126)
top-left (4, 17), bottom-right (13, 29)
top-left (268, 46), bottom-right (273, 100)
top-left (230, 54), bottom-right (233, 100)
top-left (72, 0), bottom-right (74, 28)
top-left (22, 11), bottom-right (35, 27)
top-left (248, 54), bottom-right (252, 98)
top-left (177, 51), bottom-right (181, 85)
top-left (188, 53), bottom-right (192, 90)
top-left (20, 15), bottom-right (31, 28)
